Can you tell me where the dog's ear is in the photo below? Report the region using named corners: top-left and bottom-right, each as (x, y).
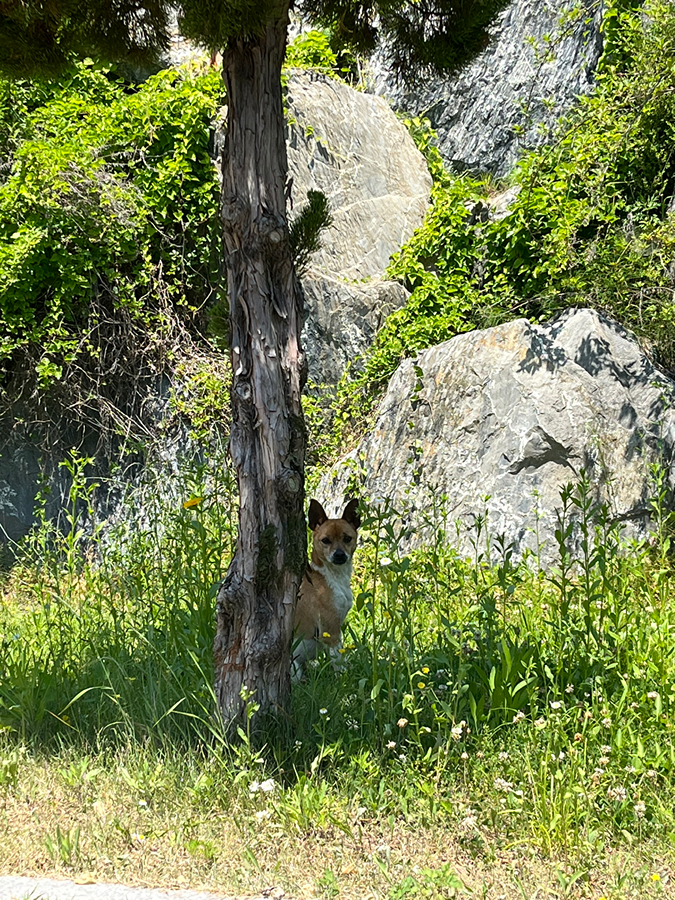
top-left (308, 499), bottom-right (328, 531)
top-left (341, 498), bottom-right (361, 530)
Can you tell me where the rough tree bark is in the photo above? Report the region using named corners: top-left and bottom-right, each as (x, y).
top-left (214, 1), bottom-right (307, 729)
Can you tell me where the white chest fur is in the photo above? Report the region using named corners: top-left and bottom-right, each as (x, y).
top-left (312, 560), bottom-right (353, 622)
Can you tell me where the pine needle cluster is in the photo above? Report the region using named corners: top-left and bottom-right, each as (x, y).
top-left (289, 189), bottom-right (333, 277)
top-left (0, 0), bottom-right (511, 81)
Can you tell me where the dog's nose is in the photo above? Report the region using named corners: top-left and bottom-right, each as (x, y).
top-left (332, 549), bottom-right (348, 565)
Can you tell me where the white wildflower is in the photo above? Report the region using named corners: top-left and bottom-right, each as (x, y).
top-left (494, 777), bottom-right (513, 793)
top-left (459, 812), bottom-right (478, 831)
top-left (451, 721), bottom-right (466, 742)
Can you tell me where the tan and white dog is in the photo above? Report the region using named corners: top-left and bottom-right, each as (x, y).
top-left (292, 498), bottom-right (360, 681)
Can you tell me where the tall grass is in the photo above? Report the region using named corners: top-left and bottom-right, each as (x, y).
top-left (0, 447), bottom-right (235, 746)
top-left (1, 450), bottom-right (674, 855)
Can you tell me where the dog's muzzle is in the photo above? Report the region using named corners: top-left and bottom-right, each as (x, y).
top-left (331, 549), bottom-right (348, 565)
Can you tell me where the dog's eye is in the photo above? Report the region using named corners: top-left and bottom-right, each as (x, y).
top-left (321, 537), bottom-right (331, 545)
top-left (343, 535), bottom-right (352, 543)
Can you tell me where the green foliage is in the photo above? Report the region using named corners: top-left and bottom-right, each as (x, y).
top-left (0, 78), bottom-right (56, 161)
top-left (478, 0), bottom-right (675, 365)
top-left (178, 0), bottom-right (280, 49)
top-left (3, 454), bottom-right (675, 853)
top-left (299, 0), bottom-right (512, 79)
top-left (290, 189), bottom-right (333, 277)
top-left (285, 30), bottom-right (338, 71)
top-left (285, 28), bottom-right (360, 82)
top-left (0, 1), bottom-right (171, 79)
top-left (1, 0), bottom-right (511, 84)
top-left (0, 61), bottom-right (223, 440)
top-left (389, 865), bottom-right (466, 899)
top-left (323, 0), bottom-right (675, 453)
top-left (170, 354), bottom-right (231, 442)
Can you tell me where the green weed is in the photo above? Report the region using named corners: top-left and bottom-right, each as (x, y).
top-left (1, 450), bottom-right (675, 873)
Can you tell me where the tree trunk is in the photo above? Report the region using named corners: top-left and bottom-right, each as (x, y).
top-left (214, 3), bottom-right (306, 730)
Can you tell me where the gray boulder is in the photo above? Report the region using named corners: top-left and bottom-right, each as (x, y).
top-left (370, 0), bottom-right (604, 177)
top-left (287, 71), bottom-right (431, 281)
top-left (301, 278), bottom-right (408, 385)
top-left (286, 72), bottom-right (431, 384)
top-left (318, 309), bottom-right (675, 563)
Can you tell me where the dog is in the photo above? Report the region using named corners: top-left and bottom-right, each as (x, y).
top-left (292, 498), bottom-right (360, 681)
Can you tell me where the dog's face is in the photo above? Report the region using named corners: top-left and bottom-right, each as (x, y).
top-left (308, 499), bottom-right (360, 567)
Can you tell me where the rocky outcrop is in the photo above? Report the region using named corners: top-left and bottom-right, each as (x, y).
top-left (370, 0), bottom-right (604, 176)
top-left (287, 72), bottom-right (431, 281)
top-left (301, 278), bottom-right (408, 385)
top-left (0, 376), bottom-right (199, 545)
top-left (286, 72), bottom-right (431, 384)
top-left (318, 309), bottom-right (675, 563)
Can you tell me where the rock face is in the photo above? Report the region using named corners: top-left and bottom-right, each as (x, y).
top-left (319, 309), bottom-right (675, 563)
top-left (286, 72), bottom-right (431, 384)
top-left (371, 0), bottom-right (604, 177)
top-left (0, 380), bottom-right (196, 545)
top-left (301, 278), bottom-right (408, 386)
top-left (287, 72), bottom-right (431, 281)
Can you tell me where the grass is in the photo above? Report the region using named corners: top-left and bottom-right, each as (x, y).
top-left (1, 448), bottom-right (675, 898)
top-left (1, 745), bottom-right (671, 898)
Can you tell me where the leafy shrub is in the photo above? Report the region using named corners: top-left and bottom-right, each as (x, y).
top-left (0, 61), bottom-right (224, 446)
top-left (285, 28), bottom-right (359, 82)
top-left (322, 0), bottom-right (675, 455)
top-left (285, 30), bottom-right (338, 72)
